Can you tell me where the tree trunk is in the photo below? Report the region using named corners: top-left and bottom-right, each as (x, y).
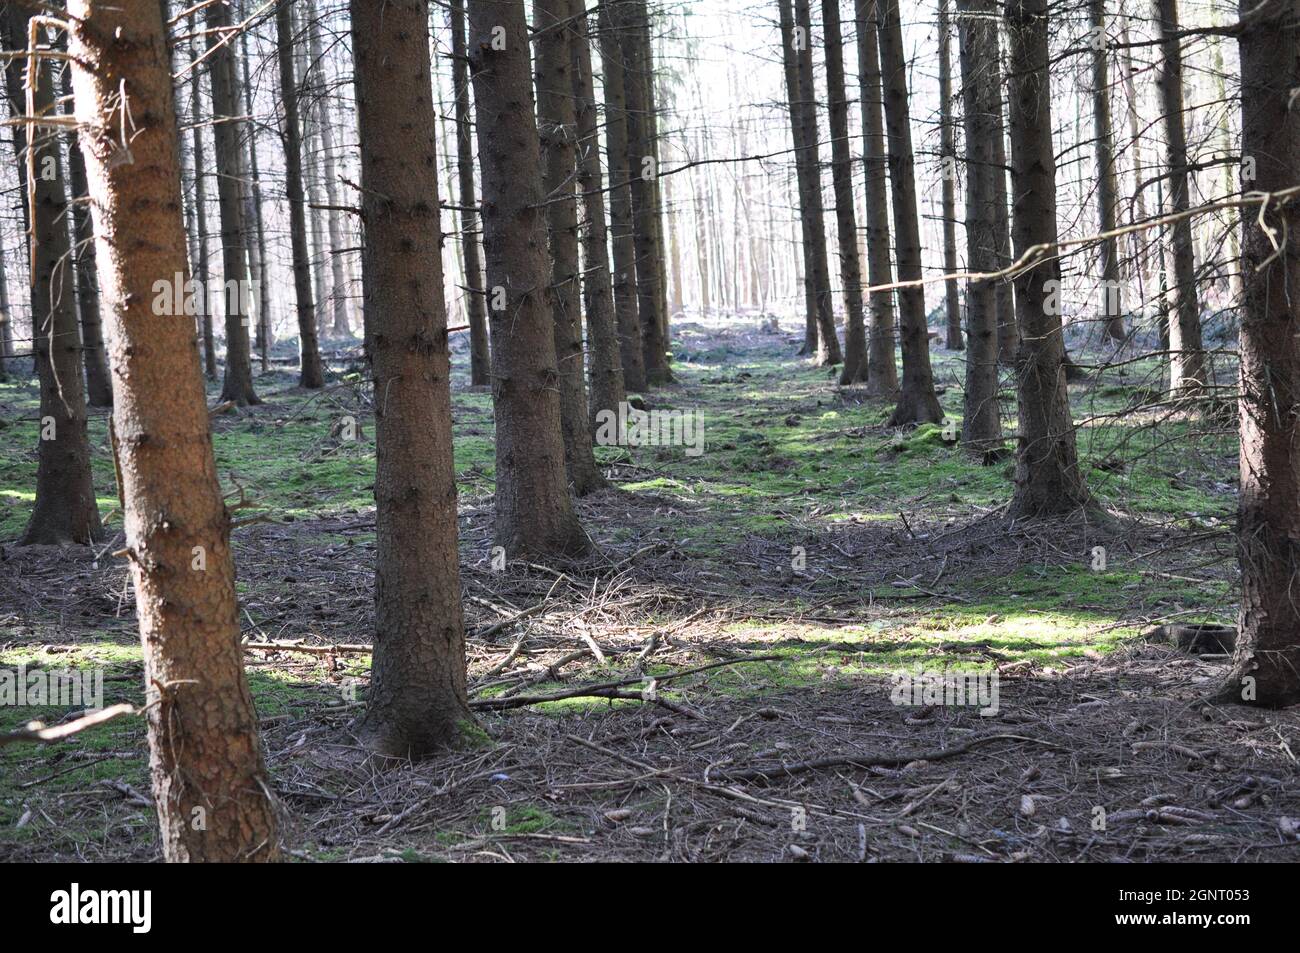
top-left (467, 0), bottom-right (588, 557)
top-left (238, 14), bottom-right (271, 372)
top-left (0, 238), bottom-right (11, 379)
top-left (777, 0), bottom-right (820, 356)
top-left (205, 1), bottom-right (260, 405)
top-left (877, 0), bottom-right (943, 425)
top-left (989, 28), bottom-right (1016, 364)
top-left (450, 0), bottom-right (491, 387)
top-left (1090, 0), bottom-right (1126, 342)
top-left (1005, 0), bottom-right (1091, 516)
top-left (570, 0), bottom-right (628, 422)
top-left (1154, 0), bottom-right (1205, 395)
top-left (68, 0), bottom-right (280, 860)
top-left (598, 1), bottom-right (648, 392)
top-left (956, 0), bottom-right (1002, 450)
top-left (188, 24), bottom-right (217, 380)
top-left (620, 0), bottom-right (673, 383)
top-left (275, 0), bottom-right (325, 389)
top-left (855, 0), bottom-right (899, 397)
top-left (535, 0), bottom-right (605, 497)
top-left (60, 65), bottom-right (113, 407)
top-left (938, 0), bottom-right (963, 351)
top-left (823, 0), bottom-right (868, 383)
top-left (306, 0), bottom-right (352, 339)
top-left (3, 7), bottom-right (103, 546)
top-left (349, 0), bottom-right (474, 754)
top-left (1220, 0), bottom-right (1300, 707)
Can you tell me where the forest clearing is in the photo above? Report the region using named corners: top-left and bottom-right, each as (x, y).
top-left (0, 0), bottom-right (1295, 897)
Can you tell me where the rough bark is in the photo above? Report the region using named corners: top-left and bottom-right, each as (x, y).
top-left (68, 0), bottom-right (280, 860)
top-left (598, 1), bottom-right (648, 391)
top-left (450, 0), bottom-right (491, 387)
top-left (60, 65), bottom-right (113, 407)
top-left (620, 0), bottom-right (672, 383)
top-left (1220, 0), bottom-right (1300, 707)
top-left (467, 0), bottom-right (588, 557)
top-left (535, 0), bottom-right (605, 496)
top-left (3, 7), bottom-right (103, 546)
top-left (1005, 0), bottom-right (1091, 516)
top-left (205, 0), bottom-right (260, 405)
top-left (957, 0), bottom-right (1002, 450)
top-left (938, 0), bottom-right (963, 352)
top-left (823, 0), bottom-right (867, 383)
top-left (1154, 0), bottom-right (1205, 395)
top-left (349, 0), bottom-right (474, 754)
top-left (1090, 0), bottom-right (1126, 342)
top-left (570, 0), bottom-right (628, 421)
top-left (855, 0), bottom-right (898, 397)
top-left (877, 0), bottom-right (943, 425)
top-left (275, 0), bottom-right (325, 390)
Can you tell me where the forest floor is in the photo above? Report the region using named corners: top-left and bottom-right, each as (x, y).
top-left (2, 314), bottom-right (1298, 862)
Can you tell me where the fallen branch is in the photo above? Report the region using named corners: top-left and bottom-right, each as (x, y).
top-left (243, 640), bottom-right (372, 655)
top-left (715, 733), bottom-right (1067, 783)
top-left (0, 703), bottom-right (136, 748)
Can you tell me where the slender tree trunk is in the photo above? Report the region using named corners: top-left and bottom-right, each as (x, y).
top-left (535, 0), bottom-right (604, 496)
top-left (957, 0), bottom-right (1002, 450)
top-left (823, 0), bottom-right (867, 383)
top-left (1154, 0), bottom-right (1205, 395)
top-left (1220, 0), bottom-right (1300, 707)
top-left (306, 0), bottom-right (352, 339)
top-left (69, 0), bottom-right (280, 860)
top-left (450, 0), bottom-right (491, 386)
top-left (275, 0), bottom-right (325, 389)
top-left (856, 0), bottom-right (899, 397)
top-left (990, 62), bottom-right (1017, 364)
top-left (188, 25), bottom-right (217, 380)
top-left (1090, 0), bottom-right (1126, 342)
top-left (599, 1), bottom-right (648, 391)
top-left (878, 0), bottom-right (943, 425)
top-left (938, 0), bottom-right (963, 351)
top-left (60, 65), bottom-right (113, 407)
top-left (1118, 14), bottom-right (1151, 289)
top-left (0, 239), bottom-right (11, 379)
top-left (467, 0), bottom-right (588, 557)
top-left (1005, 0), bottom-right (1091, 516)
top-left (620, 0), bottom-right (673, 383)
top-left (349, 0), bottom-right (474, 753)
top-left (3, 7), bottom-right (103, 546)
top-left (777, 0), bottom-right (819, 356)
top-left (238, 15), bottom-right (271, 371)
top-left (570, 0), bottom-right (628, 422)
top-left (206, 1), bottom-right (260, 405)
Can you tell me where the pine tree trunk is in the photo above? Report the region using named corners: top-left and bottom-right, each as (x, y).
top-left (349, 0), bottom-right (474, 754)
top-left (205, 1), bottom-right (260, 405)
top-left (68, 0), bottom-right (280, 860)
top-left (535, 0), bottom-right (605, 497)
top-left (275, 0), bottom-right (325, 389)
top-left (989, 29), bottom-right (1017, 364)
top-left (777, 0), bottom-right (820, 356)
top-left (1090, 0), bottom-right (1126, 342)
top-left (877, 0), bottom-right (943, 425)
top-left (598, 1), bottom-right (649, 392)
top-left (823, 0), bottom-right (868, 383)
top-left (855, 0), bottom-right (899, 397)
top-left (60, 65), bottom-right (113, 407)
top-left (450, 0), bottom-right (491, 387)
top-left (938, 0), bottom-right (963, 352)
top-left (3, 7), bottom-right (103, 546)
top-left (1154, 0), bottom-right (1205, 395)
top-left (0, 239), bottom-right (11, 379)
top-left (957, 0), bottom-right (1002, 450)
top-left (1005, 0), bottom-right (1091, 516)
top-left (570, 0), bottom-right (628, 422)
top-left (188, 25), bottom-right (217, 380)
top-left (1220, 0), bottom-right (1300, 707)
top-left (467, 0), bottom-right (588, 557)
top-left (620, 0), bottom-right (673, 383)
top-left (238, 15), bottom-right (271, 371)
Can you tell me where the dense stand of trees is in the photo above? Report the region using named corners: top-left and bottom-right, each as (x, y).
top-left (0, 0), bottom-right (1296, 860)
